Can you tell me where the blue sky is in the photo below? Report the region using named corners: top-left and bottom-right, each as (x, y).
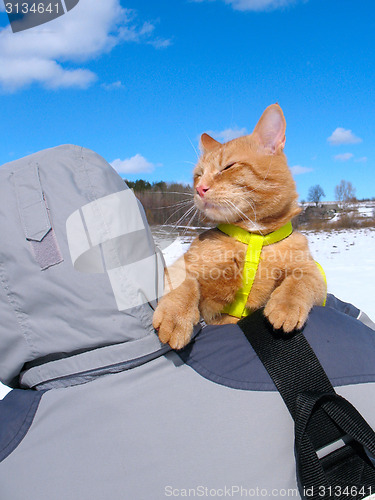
top-left (0, 0), bottom-right (374, 201)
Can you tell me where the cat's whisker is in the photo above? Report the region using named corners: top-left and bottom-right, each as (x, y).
top-left (172, 204), bottom-right (197, 229)
top-left (239, 197), bottom-right (260, 227)
top-left (182, 208), bottom-right (199, 236)
top-left (175, 206), bottom-right (196, 225)
top-left (163, 191), bottom-right (194, 197)
top-left (239, 200), bottom-right (265, 236)
top-left (186, 135), bottom-right (200, 160)
top-left (222, 200), bottom-right (236, 221)
top-left (161, 202), bottom-right (195, 228)
top-left (141, 191), bottom-right (194, 197)
top-left (222, 198), bottom-right (266, 235)
top-left (154, 200), bottom-right (194, 211)
top-left (222, 198), bottom-right (247, 223)
top-left (230, 187), bottom-right (265, 230)
top-left (225, 199), bottom-right (254, 225)
top-left (222, 197), bottom-right (241, 216)
top-left (161, 206), bottom-right (196, 235)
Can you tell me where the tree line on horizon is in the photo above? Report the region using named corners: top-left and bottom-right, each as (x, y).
top-left (125, 179), bottom-right (201, 226)
top-left (306, 180), bottom-right (375, 207)
top-left (125, 178), bottom-right (375, 227)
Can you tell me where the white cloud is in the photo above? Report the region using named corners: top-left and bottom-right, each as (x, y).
top-left (191, 0), bottom-right (300, 11)
top-left (290, 165), bottom-right (313, 175)
top-left (149, 37), bottom-right (172, 49)
top-left (118, 18), bottom-right (171, 48)
top-left (111, 154), bottom-right (155, 174)
top-left (354, 156), bottom-right (367, 163)
top-left (327, 128), bottom-right (362, 146)
top-left (1, 57), bottom-right (96, 89)
top-left (225, 0), bottom-right (298, 10)
top-left (101, 80), bottom-right (125, 91)
top-left (206, 127), bottom-right (248, 142)
top-left (334, 153), bottom-right (354, 162)
top-left (0, 0), bottom-right (171, 91)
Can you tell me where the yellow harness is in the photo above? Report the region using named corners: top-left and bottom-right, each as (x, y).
top-left (217, 222), bottom-right (327, 319)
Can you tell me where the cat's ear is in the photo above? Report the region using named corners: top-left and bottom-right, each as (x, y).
top-left (252, 104), bottom-right (286, 154)
top-left (200, 133), bottom-right (221, 152)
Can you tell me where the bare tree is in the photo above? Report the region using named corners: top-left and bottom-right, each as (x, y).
top-left (307, 185), bottom-right (325, 206)
top-left (335, 180), bottom-right (356, 209)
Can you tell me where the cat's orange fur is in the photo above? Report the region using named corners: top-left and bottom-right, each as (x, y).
top-left (153, 104), bottom-right (326, 349)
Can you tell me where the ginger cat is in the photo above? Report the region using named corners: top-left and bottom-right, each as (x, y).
top-left (153, 104), bottom-right (326, 349)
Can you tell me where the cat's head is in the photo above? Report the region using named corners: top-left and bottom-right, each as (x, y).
top-left (193, 104), bottom-right (301, 232)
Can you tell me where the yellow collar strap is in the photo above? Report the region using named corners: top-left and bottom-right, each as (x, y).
top-left (217, 221), bottom-right (293, 247)
top-left (217, 222), bottom-right (293, 319)
top-left (217, 221), bottom-right (326, 318)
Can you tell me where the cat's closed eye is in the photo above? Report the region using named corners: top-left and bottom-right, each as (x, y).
top-left (222, 162), bottom-right (237, 171)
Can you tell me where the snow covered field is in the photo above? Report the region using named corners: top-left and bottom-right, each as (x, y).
top-left (1, 227), bottom-right (374, 400)
top-left (305, 228), bottom-right (375, 319)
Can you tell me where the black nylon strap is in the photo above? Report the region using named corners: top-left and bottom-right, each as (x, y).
top-left (238, 310), bottom-right (343, 450)
top-left (238, 310), bottom-right (335, 416)
top-left (238, 310), bottom-right (375, 499)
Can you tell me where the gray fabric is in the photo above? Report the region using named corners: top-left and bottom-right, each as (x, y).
top-left (1, 352), bottom-right (375, 500)
top-left (0, 145), bottom-right (161, 387)
top-left (326, 293), bottom-right (374, 330)
top-left (20, 332), bottom-right (170, 389)
top-left (326, 292), bottom-right (360, 319)
top-left (14, 163), bottom-right (51, 242)
top-left (358, 310), bottom-right (375, 331)
top-left (33, 345), bottom-right (171, 390)
top-left (66, 187), bottom-right (165, 313)
top-left (20, 323), bottom-right (200, 390)
top-left (0, 353), bottom-right (297, 500)
top-left (178, 305), bottom-right (375, 391)
top-left (0, 389), bottom-right (44, 462)
top-left (28, 229), bottom-right (64, 270)
top-left (0, 278), bottom-right (30, 388)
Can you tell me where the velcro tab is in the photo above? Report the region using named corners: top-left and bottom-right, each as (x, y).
top-left (14, 162), bottom-right (51, 242)
top-left (14, 162), bottom-right (63, 270)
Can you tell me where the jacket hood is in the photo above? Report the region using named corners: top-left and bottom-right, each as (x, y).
top-left (0, 145), bottom-right (166, 388)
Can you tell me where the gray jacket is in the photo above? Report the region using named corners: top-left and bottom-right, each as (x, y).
top-left (0, 145), bottom-right (374, 500)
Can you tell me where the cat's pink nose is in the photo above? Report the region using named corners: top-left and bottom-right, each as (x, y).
top-left (196, 185), bottom-right (210, 198)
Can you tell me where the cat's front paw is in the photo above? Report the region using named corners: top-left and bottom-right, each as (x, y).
top-left (153, 298), bottom-right (200, 350)
top-left (264, 288), bottom-right (310, 333)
